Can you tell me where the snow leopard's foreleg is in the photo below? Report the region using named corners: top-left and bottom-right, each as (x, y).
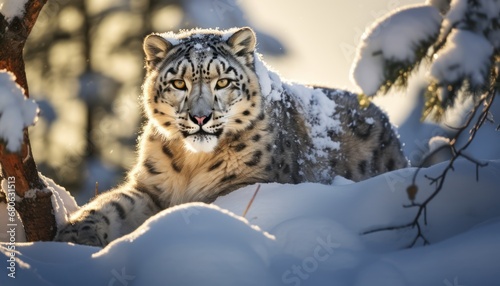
top-left (54, 185), bottom-right (162, 247)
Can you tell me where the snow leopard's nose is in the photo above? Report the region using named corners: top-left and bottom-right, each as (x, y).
top-left (189, 113), bottom-right (212, 126)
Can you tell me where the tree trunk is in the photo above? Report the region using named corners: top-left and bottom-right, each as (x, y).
top-left (0, 0), bottom-right (57, 241)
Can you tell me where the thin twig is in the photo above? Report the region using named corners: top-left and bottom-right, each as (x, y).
top-left (95, 181), bottom-right (99, 197)
top-left (242, 184), bottom-right (261, 218)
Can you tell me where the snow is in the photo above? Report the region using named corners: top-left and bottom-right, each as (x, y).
top-left (287, 85), bottom-right (342, 158)
top-left (0, 173), bottom-right (78, 243)
top-left (0, 0), bottom-right (27, 23)
top-left (41, 173), bottom-right (79, 227)
top-left (428, 136), bottom-right (450, 153)
top-left (350, 5), bottom-right (442, 96)
top-left (425, 0), bottom-right (450, 13)
top-left (254, 57), bottom-right (342, 175)
top-left (364, 117), bottom-right (375, 124)
top-left (442, 0), bottom-right (500, 35)
top-left (254, 55), bottom-right (283, 101)
top-left (354, 221), bottom-right (500, 286)
top-left (0, 71), bottom-right (39, 152)
top-left (2, 159), bottom-right (500, 285)
top-left (488, 27), bottom-right (500, 50)
top-left (430, 29), bottom-right (493, 89)
top-left (435, 0), bottom-right (499, 90)
top-left (193, 43), bottom-right (203, 50)
top-left (479, 0), bottom-right (500, 20)
top-left (156, 27), bottom-right (246, 48)
top-left (453, 95), bottom-right (500, 161)
top-left (441, 0), bottom-right (468, 37)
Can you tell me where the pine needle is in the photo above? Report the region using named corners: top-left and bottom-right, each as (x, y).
top-left (242, 184), bottom-right (260, 218)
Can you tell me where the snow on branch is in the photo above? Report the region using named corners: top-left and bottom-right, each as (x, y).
top-left (351, 0), bottom-right (500, 121)
top-left (0, 0), bottom-right (28, 23)
top-left (350, 5), bottom-right (442, 96)
top-left (425, 0), bottom-right (450, 14)
top-left (430, 29), bottom-right (493, 102)
top-left (0, 70), bottom-right (38, 152)
top-left (440, 0), bottom-right (500, 39)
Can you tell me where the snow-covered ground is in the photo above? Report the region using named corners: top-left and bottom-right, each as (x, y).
top-left (1, 158), bottom-right (499, 285)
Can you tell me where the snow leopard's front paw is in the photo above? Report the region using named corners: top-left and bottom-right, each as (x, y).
top-left (54, 215), bottom-right (110, 247)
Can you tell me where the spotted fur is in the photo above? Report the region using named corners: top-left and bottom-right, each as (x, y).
top-left (55, 27), bottom-right (407, 246)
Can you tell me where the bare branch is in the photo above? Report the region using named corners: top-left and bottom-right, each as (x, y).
top-left (363, 79), bottom-right (497, 247)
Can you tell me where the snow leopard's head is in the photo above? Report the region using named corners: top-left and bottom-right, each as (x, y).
top-left (142, 27), bottom-right (263, 153)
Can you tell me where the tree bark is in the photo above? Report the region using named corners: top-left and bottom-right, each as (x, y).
top-left (0, 0), bottom-right (56, 241)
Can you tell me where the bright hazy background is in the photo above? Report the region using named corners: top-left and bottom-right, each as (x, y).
top-left (242, 0), bottom-right (421, 89)
top-left (241, 0), bottom-right (422, 125)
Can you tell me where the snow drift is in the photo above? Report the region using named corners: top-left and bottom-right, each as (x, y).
top-left (1, 159), bottom-right (499, 285)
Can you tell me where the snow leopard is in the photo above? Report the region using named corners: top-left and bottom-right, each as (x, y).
top-left (55, 27), bottom-right (407, 246)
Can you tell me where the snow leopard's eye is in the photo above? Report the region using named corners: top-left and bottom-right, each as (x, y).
top-left (172, 80), bottom-right (187, 90)
top-left (215, 78), bottom-right (230, 90)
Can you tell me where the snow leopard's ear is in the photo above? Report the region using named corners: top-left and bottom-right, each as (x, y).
top-left (143, 34), bottom-right (173, 70)
top-left (226, 27), bottom-right (256, 61)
